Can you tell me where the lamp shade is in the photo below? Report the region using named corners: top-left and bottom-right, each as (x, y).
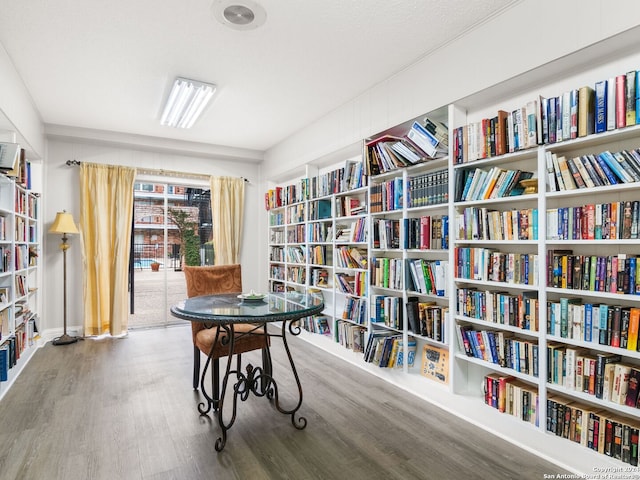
top-left (49, 211), bottom-right (79, 235)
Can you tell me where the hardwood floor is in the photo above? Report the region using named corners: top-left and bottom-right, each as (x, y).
top-left (0, 325), bottom-right (567, 479)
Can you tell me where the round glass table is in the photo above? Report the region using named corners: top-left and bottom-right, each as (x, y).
top-left (171, 291), bottom-right (324, 451)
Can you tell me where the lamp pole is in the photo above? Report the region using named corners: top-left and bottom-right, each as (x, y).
top-left (52, 231), bottom-right (77, 345)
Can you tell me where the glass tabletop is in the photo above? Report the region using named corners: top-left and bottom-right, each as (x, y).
top-left (170, 291), bottom-right (325, 324)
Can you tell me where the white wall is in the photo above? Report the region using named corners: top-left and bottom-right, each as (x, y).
top-left (0, 43), bottom-right (44, 158)
top-left (4, 0), bottom-right (640, 337)
top-left (44, 139), bottom-right (262, 335)
top-left (263, 0), bottom-right (640, 177)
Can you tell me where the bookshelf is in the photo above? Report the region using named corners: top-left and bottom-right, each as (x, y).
top-left (264, 38), bottom-right (640, 473)
top-left (0, 148), bottom-right (40, 399)
top-left (265, 160), bottom-right (369, 351)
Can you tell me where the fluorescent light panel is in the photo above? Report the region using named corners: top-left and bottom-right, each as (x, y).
top-left (160, 77), bottom-right (216, 128)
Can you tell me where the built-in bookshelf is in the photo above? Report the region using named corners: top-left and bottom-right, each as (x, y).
top-left (266, 159), bottom-right (369, 351)
top-left (264, 35), bottom-right (640, 474)
top-left (0, 149), bottom-right (40, 398)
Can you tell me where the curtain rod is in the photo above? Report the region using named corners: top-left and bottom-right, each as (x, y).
top-left (65, 160), bottom-right (250, 183)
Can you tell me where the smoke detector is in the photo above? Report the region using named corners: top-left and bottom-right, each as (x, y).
top-left (212, 1), bottom-right (267, 30)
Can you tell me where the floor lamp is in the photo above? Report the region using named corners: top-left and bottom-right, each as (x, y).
top-left (49, 210), bottom-right (80, 346)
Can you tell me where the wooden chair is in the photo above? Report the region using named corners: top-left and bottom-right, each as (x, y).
top-left (183, 265), bottom-right (270, 398)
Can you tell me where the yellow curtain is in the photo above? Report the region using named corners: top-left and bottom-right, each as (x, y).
top-left (210, 176), bottom-right (245, 265)
top-left (79, 163), bottom-right (136, 336)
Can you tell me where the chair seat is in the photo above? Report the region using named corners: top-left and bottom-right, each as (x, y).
top-left (195, 324), bottom-right (269, 359)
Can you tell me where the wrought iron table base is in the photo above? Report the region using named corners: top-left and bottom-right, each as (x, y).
top-left (197, 320), bottom-right (306, 452)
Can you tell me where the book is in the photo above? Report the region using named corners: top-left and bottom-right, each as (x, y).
top-left (578, 86), bottom-right (594, 137)
top-left (405, 297), bottom-right (420, 334)
top-left (611, 364), bottom-right (632, 405)
top-left (626, 70), bottom-right (637, 126)
top-left (607, 76), bottom-right (617, 131)
top-left (594, 79), bottom-right (607, 133)
top-left (0, 143), bottom-right (21, 171)
top-left (407, 121), bottom-right (440, 158)
top-left (557, 156), bottom-right (577, 190)
top-left (625, 368), bottom-right (640, 407)
top-left (616, 74), bottom-right (627, 128)
top-left (421, 344), bottom-right (449, 384)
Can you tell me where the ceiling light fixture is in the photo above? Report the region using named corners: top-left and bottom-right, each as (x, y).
top-left (211, 0), bottom-right (267, 31)
top-left (160, 77), bottom-right (216, 129)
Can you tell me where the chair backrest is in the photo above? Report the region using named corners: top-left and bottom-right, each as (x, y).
top-left (183, 264), bottom-right (243, 298)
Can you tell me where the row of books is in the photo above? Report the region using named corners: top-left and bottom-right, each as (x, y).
top-left (405, 258), bottom-right (448, 297)
top-left (363, 330), bottom-right (417, 368)
top-left (300, 315), bottom-right (331, 336)
top-left (269, 265), bottom-right (284, 281)
top-left (406, 299), bottom-right (447, 342)
top-left (15, 274), bottom-right (27, 298)
top-left (406, 168), bottom-right (448, 208)
top-left (454, 248), bottom-right (539, 286)
top-left (370, 295), bottom-right (402, 330)
top-left (372, 218), bottom-right (400, 250)
top-left (0, 308), bottom-right (8, 339)
top-left (403, 215), bottom-right (448, 250)
top-left (287, 224), bottom-right (304, 244)
top-left (547, 395), bottom-right (640, 464)
top-left (269, 210), bottom-right (284, 226)
top-left (286, 204), bottom-right (305, 224)
top-left (308, 199), bottom-right (331, 220)
top-left (547, 149), bottom-right (640, 192)
top-left (456, 324), bottom-right (539, 377)
top-left (308, 245), bottom-right (328, 266)
top-left (264, 160), bottom-right (367, 210)
top-left (334, 271), bottom-right (367, 297)
top-left (334, 246), bottom-right (367, 270)
top-left (335, 320), bottom-right (366, 353)
top-left (0, 247), bottom-right (10, 273)
top-left (0, 312), bottom-right (35, 381)
top-left (286, 266), bottom-right (306, 285)
top-left (285, 246), bottom-right (305, 264)
top-left (369, 177), bottom-right (403, 213)
top-left (452, 69), bottom-right (640, 165)
top-left (546, 250), bottom-right (639, 295)
top-left (341, 296), bottom-right (367, 325)
top-left (335, 195), bottom-right (366, 217)
top-left (456, 207), bottom-right (538, 242)
top-left (547, 201), bottom-right (640, 241)
top-left (370, 256), bottom-right (403, 290)
top-left (334, 217), bottom-right (367, 243)
top-left (452, 102), bottom-right (539, 164)
top-left (457, 288), bottom-right (539, 331)
top-left (365, 118), bottom-right (448, 176)
top-left (269, 246), bottom-right (284, 262)
top-left (307, 222), bottom-right (330, 243)
top-left (547, 347), bottom-right (640, 407)
top-left (455, 166), bottom-right (534, 202)
top-left (484, 374), bottom-right (538, 426)
top-left (270, 228), bottom-right (285, 243)
top-left (310, 267), bottom-right (329, 287)
top-left (548, 300), bottom-right (640, 350)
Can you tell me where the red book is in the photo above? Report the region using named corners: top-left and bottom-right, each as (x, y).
top-left (420, 215), bottom-right (431, 249)
top-left (616, 75), bottom-right (627, 128)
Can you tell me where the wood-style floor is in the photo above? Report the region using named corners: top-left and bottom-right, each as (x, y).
top-left (0, 325), bottom-right (567, 480)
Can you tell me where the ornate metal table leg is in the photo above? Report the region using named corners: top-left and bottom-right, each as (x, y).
top-left (267, 320), bottom-right (307, 430)
top-left (197, 327), bottom-right (223, 415)
top-left (214, 324), bottom-right (238, 452)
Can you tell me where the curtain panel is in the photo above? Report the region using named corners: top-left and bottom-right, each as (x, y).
top-left (79, 163), bottom-right (136, 336)
top-left (210, 176), bottom-right (245, 265)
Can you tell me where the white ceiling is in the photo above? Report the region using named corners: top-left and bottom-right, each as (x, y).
top-left (0, 0), bottom-right (515, 157)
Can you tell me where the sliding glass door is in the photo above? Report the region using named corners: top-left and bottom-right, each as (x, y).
top-left (129, 179), bottom-right (212, 328)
